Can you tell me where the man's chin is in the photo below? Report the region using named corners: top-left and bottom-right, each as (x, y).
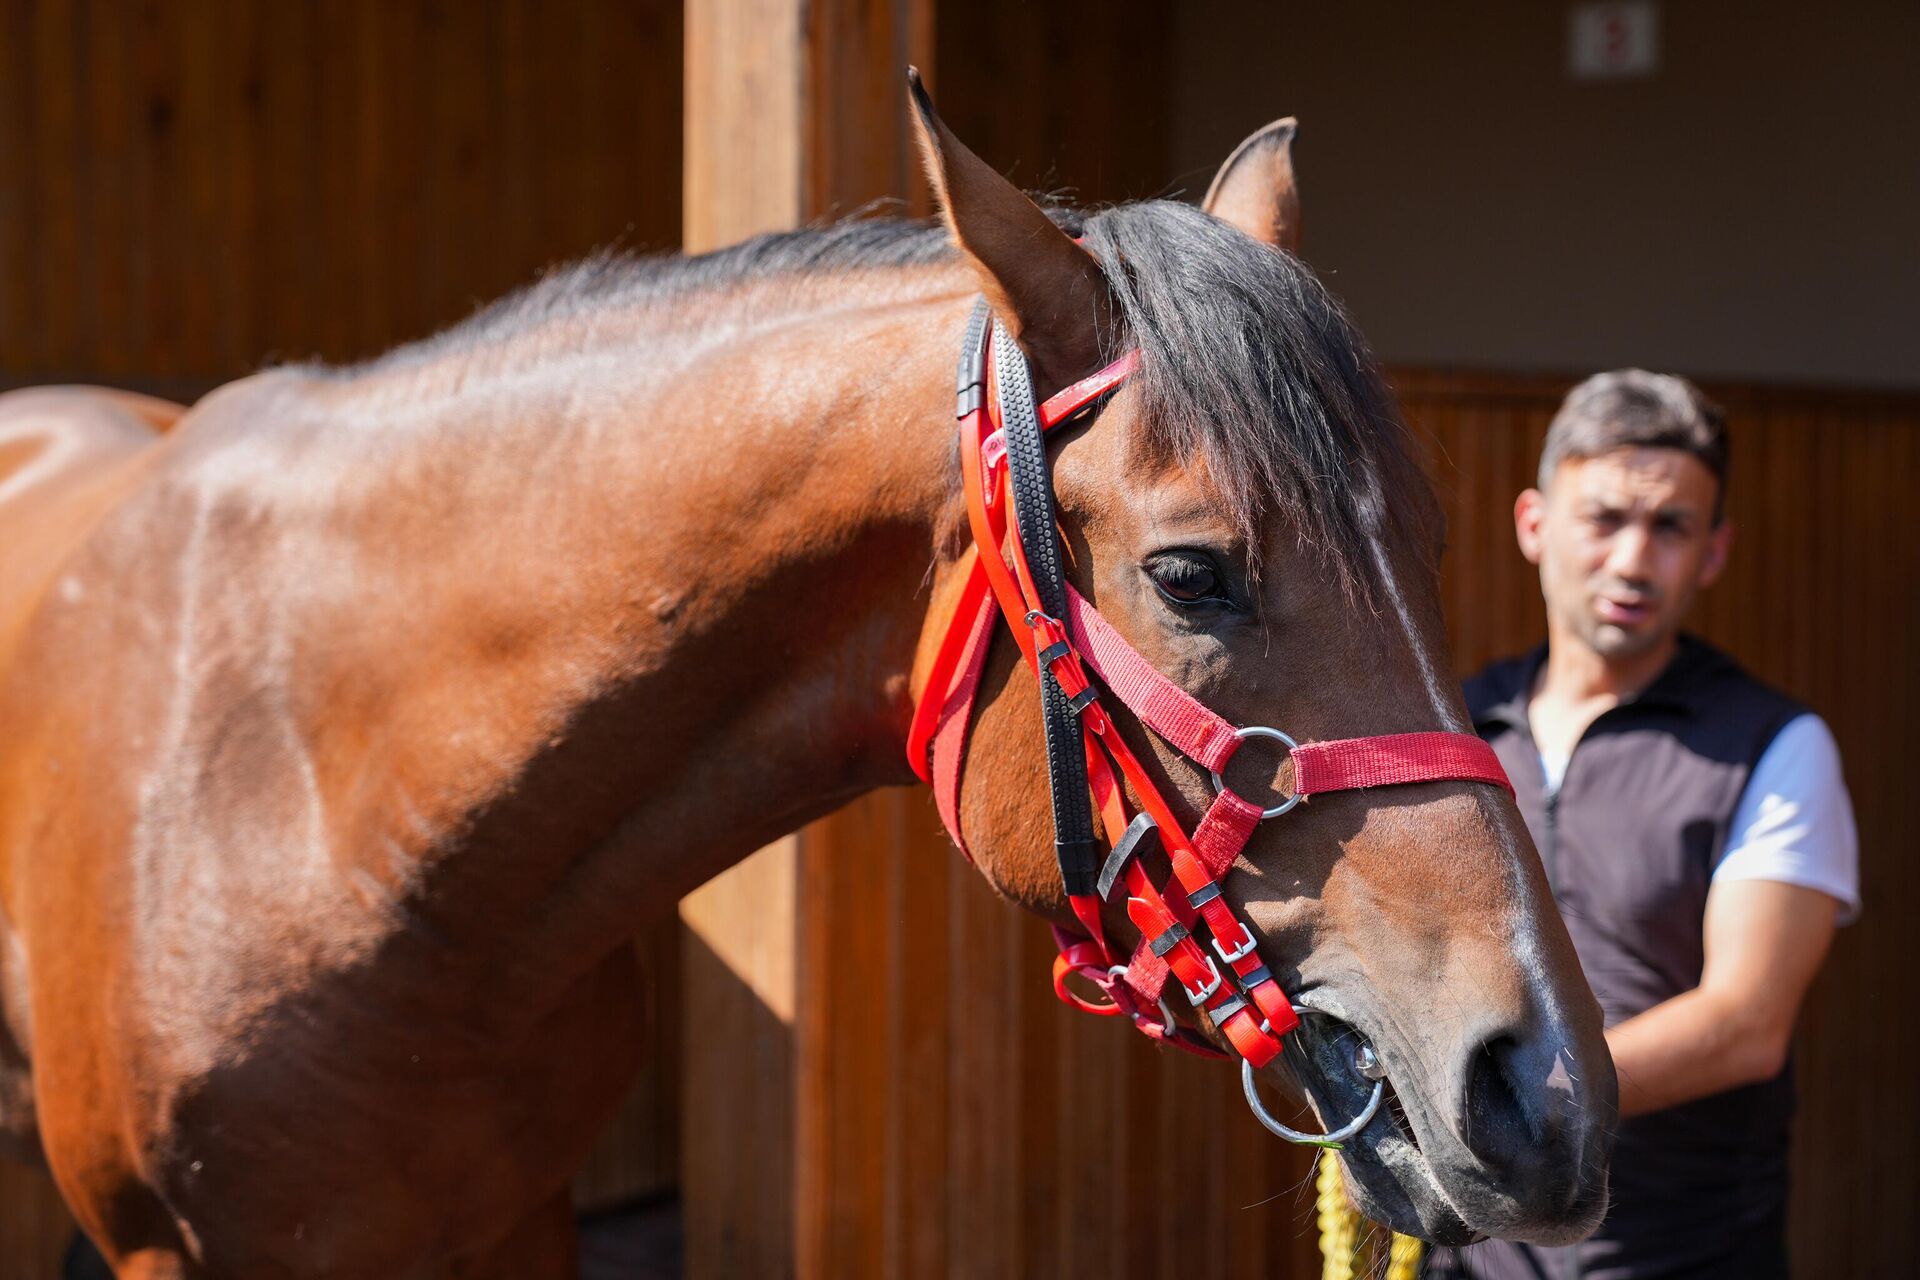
top-left (1584, 618), bottom-right (1672, 660)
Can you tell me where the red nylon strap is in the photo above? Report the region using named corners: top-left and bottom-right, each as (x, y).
top-left (1063, 585), bottom-right (1239, 771)
top-left (1293, 732), bottom-right (1513, 798)
top-left (1039, 350), bottom-right (1140, 427)
top-left (1125, 936), bottom-right (1169, 1003)
top-left (1189, 789), bottom-right (1265, 882)
top-left (1050, 929), bottom-right (1121, 1016)
top-left (907, 548), bottom-right (990, 784)
top-left (927, 581), bottom-right (998, 863)
top-left (908, 353), bottom-right (1138, 786)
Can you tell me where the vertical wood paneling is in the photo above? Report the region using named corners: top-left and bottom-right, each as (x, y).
top-left (934, 0), bottom-right (1172, 207)
top-left (681, 839), bottom-right (799, 1280)
top-left (572, 931), bottom-right (684, 1212)
top-left (681, 5), bottom-right (935, 1278)
top-left (0, 1159), bottom-right (75, 1280)
top-left (677, 4), bottom-right (808, 1276)
top-left (83, 2), bottom-right (128, 376)
top-left (681, 0), bottom-right (803, 254)
top-left (29, 0), bottom-right (84, 369)
top-left (779, 782), bottom-right (1328, 1280)
top-left (0, 0), bottom-right (682, 389)
top-left (0, 2), bottom-right (32, 366)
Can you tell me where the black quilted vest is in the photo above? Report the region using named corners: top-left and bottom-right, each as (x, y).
top-left (1433, 634), bottom-right (1805, 1280)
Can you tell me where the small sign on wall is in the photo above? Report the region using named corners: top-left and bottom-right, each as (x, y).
top-left (1569, 2), bottom-right (1660, 80)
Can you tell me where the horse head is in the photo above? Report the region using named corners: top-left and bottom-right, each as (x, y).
top-left (908, 78), bottom-right (1615, 1246)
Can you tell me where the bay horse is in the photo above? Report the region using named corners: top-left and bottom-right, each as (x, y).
top-left (0, 81), bottom-right (1614, 1277)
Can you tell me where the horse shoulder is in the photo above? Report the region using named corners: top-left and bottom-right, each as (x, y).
top-left (0, 386), bottom-right (189, 1144)
top-left (0, 374), bottom-right (335, 1183)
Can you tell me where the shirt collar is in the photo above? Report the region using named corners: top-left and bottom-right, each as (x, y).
top-left (1476, 633), bottom-right (1719, 736)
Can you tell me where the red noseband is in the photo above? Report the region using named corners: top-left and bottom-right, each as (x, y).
top-left (907, 299), bottom-right (1512, 1105)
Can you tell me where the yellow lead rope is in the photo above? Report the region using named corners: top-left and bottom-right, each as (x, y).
top-left (1317, 1150), bottom-right (1425, 1280)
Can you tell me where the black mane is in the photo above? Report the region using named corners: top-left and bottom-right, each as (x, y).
top-left (368, 199), bottom-right (1425, 592)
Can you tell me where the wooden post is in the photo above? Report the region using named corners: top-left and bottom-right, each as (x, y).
top-left (683, 0), bottom-right (932, 254)
top-left (679, 8), bottom-right (1322, 1278)
top-left (679, 8), bottom-right (1330, 1278)
top-left (679, 4), bottom-right (932, 1276)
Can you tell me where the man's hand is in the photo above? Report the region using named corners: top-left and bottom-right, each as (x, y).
top-left (1607, 879), bottom-right (1841, 1118)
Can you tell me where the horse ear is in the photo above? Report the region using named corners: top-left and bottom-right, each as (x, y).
top-left (1202, 118), bottom-right (1302, 254)
top-left (907, 68), bottom-right (1111, 397)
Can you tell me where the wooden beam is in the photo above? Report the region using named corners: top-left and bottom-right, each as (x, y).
top-left (680, 3), bottom-right (932, 1276)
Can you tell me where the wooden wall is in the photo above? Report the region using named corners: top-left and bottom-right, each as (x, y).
top-left (0, 0), bottom-right (682, 392)
top-left (0, 2), bottom-right (684, 1273)
top-left (933, 0), bottom-right (1174, 206)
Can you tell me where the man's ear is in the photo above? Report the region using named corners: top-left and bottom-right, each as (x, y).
top-left (907, 68), bottom-right (1112, 398)
top-left (1515, 488), bottom-right (1548, 565)
top-left (1202, 118), bottom-right (1301, 254)
top-left (1699, 519), bottom-right (1735, 588)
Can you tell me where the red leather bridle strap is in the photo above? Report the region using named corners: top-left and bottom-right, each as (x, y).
top-left (908, 297), bottom-right (1515, 1092)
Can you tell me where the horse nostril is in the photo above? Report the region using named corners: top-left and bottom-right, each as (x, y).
top-left (1462, 1033), bottom-right (1537, 1167)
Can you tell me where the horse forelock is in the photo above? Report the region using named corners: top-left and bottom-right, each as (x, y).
top-left (1077, 200), bottom-right (1434, 600)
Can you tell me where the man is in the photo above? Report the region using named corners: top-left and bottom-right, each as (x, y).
top-left (1427, 370), bottom-right (1859, 1280)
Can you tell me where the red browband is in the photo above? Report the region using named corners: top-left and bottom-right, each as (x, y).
top-left (907, 311), bottom-right (1513, 1074)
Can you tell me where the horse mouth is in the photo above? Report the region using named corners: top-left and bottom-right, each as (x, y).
top-left (1270, 1007), bottom-right (1480, 1246)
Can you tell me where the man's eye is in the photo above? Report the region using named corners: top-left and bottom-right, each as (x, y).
top-left (1148, 555), bottom-right (1229, 607)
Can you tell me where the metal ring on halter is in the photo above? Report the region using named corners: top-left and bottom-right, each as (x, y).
top-left (1239, 1009), bottom-right (1386, 1146)
top-left (1209, 726), bottom-right (1304, 820)
top-left (1109, 965), bottom-right (1176, 1038)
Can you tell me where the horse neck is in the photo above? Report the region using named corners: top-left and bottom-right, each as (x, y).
top-left (312, 266), bottom-right (973, 987)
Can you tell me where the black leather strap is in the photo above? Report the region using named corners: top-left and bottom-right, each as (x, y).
top-left (1098, 813), bottom-right (1160, 901)
top-left (955, 299), bottom-right (991, 420)
top-left (991, 316), bottom-right (1100, 898)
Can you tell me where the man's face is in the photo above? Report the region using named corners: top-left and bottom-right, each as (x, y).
top-left (1515, 446), bottom-right (1732, 661)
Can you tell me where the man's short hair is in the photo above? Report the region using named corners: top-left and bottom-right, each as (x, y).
top-left (1540, 369), bottom-right (1729, 523)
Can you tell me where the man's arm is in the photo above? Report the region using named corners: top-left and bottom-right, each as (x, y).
top-left (1608, 879), bottom-right (1839, 1118)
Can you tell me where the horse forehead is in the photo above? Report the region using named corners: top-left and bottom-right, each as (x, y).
top-left (1054, 421), bottom-right (1233, 536)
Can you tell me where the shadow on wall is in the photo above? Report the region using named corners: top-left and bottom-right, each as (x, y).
top-left (62, 1235), bottom-right (111, 1280)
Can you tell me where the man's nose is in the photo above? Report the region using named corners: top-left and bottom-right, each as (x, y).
top-left (1603, 524), bottom-right (1654, 579)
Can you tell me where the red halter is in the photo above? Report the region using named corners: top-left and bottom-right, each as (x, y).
top-left (907, 301), bottom-right (1513, 1076)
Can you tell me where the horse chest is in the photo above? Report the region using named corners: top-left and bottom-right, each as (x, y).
top-left (135, 945), bottom-right (642, 1276)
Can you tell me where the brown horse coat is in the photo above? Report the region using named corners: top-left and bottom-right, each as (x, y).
top-left (0, 93), bottom-right (1612, 1278)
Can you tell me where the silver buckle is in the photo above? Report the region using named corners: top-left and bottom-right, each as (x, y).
top-left (1214, 922), bottom-right (1257, 964)
top-left (1181, 956), bottom-right (1222, 1006)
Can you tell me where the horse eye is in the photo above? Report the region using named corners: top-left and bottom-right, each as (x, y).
top-left (1147, 554), bottom-right (1229, 608)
